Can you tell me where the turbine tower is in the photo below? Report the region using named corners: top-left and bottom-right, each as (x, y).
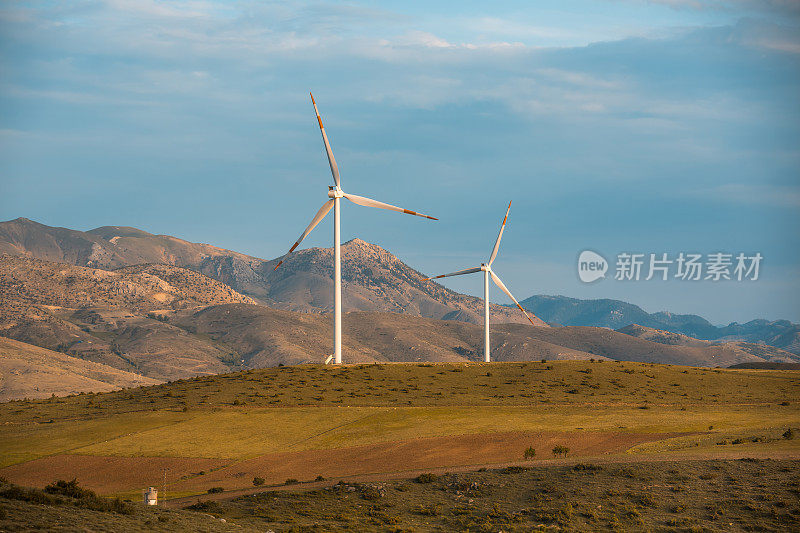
top-left (274, 93), bottom-right (438, 364)
top-left (425, 201), bottom-right (536, 362)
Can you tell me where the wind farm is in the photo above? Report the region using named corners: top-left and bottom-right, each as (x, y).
top-left (0, 99), bottom-right (798, 532)
top-left (2, 0), bottom-right (799, 530)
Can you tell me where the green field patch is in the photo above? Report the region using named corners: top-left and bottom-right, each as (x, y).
top-left (73, 408), bottom-right (379, 458)
top-left (11, 404), bottom-right (792, 462)
top-left (0, 411), bottom-right (187, 468)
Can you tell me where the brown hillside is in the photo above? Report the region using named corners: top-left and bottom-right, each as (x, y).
top-left (0, 255), bottom-right (255, 312)
top-left (0, 256), bottom-right (253, 381)
top-left (497, 323), bottom-right (768, 367)
top-left (617, 324), bottom-right (799, 363)
top-left (0, 336), bottom-right (159, 401)
top-left (171, 305), bottom-right (594, 367)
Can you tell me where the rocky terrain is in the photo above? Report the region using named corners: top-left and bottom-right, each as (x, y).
top-left (0, 218), bottom-right (543, 326)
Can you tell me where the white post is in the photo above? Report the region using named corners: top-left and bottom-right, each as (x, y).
top-left (333, 195), bottom-right (342, 365)
top-left (484, 268), bottom-right (490, 363)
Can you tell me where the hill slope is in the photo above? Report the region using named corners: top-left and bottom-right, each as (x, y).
top-left (616, 324), bottom-right (800, 363)
top-left (0, 256), bottom-right (253, 381)
top-left (0, 336), bottom-right (159, 401)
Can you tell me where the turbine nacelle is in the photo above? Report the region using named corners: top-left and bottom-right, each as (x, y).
top-left (327, 186), bottom-right (344, 199)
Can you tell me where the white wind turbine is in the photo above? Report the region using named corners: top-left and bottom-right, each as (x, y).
top-left (424, 201), bottom-right (536, 363)
top-left (274, 93), bottom-right (438, 365)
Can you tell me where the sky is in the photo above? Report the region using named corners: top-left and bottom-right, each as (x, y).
top-left (1, 0), bottom-right (798, 325)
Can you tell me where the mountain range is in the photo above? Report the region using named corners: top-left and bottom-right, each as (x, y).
top-left (0, 218), bottom-right (543, 327)
top-left (1, 217), bottom-right (798, 399)
top-left (520, 295), bottom-right (799, 354)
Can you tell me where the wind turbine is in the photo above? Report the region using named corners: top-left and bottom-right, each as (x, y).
top-left (274, 93), bottom-right (438, 365)
top-left (424, 201), bottom-right (536, 363)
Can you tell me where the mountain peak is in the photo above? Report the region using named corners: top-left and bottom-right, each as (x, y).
top-left (8, 217), bottom-right (36, 225)
top-left (342, 237), bottom-right (381, 250)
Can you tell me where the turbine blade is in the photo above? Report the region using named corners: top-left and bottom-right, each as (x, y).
top-left (488, 201), bottom-right (512, 266)
top-left (343, 192), bottom-right (438, 220)
top-left (274, 199), bottom-right (334, 270)
top-left (489, 270), bottom-right (537, 326)
top-left (310, 93), bottom-right (341, 188)
top-left (424, 266), bottom-right (482, 280)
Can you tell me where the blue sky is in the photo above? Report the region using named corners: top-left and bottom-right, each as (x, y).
top-left (1, 0), bottom-right (798, 324)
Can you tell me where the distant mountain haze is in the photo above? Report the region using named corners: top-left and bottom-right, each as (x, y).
top-left (521, 295), bottom-right (800, 355)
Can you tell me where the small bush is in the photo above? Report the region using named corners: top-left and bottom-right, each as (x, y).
top-left (552, 445), bottom-right (570, 458)
top-left (783, 428), bottom-right (795, 440)
top-left (187, 500), bottom-right (222, 512)
top-left (284, 478), bottom-right (299, 485)
top-left (523, 446), bottom-right (536, 460)
top-left (315, 475), bottom-right (326, 481)
top-left (207, 487), bottom-right (224, 494)
top-left (45, 479), bottom-right (95, 499)
top-left (359, 485), bottom-right (384, 500)
top-left (501, 466), bottom-right (528, 474)
top-left (0, 485), bottom-right (61, 505)
top-left (415, 473), bottom-right (438, 484)
top-left (253, 477), bottom-right (265, 486)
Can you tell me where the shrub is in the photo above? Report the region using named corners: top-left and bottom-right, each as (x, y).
top-left (253, 477), bottom-right (265, 486)
top-left (187, 500), bottom-right (222, 512)
top-left (360, 485), bottom-right (384, 500)
top-left (415, 505), bottom-right (440, 516)
top-left (415, 473), bottom-right (438, 484)
top-left (783, 428), bottom-right (795, 440)
top-left (44, 479), bottom-right (95, 499)
top-left (0, 485), bottom-right (61, 505)
top-left (523, 447), bottom-right (536, 460)
top-left (315, 475), bottom-right (326, 482)
top-left (207, 487), bottom-right (224, 494)
top-left (284, 478), bottom-right (299, 485)
top-left (552, 445), bottom-right (570, 458)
